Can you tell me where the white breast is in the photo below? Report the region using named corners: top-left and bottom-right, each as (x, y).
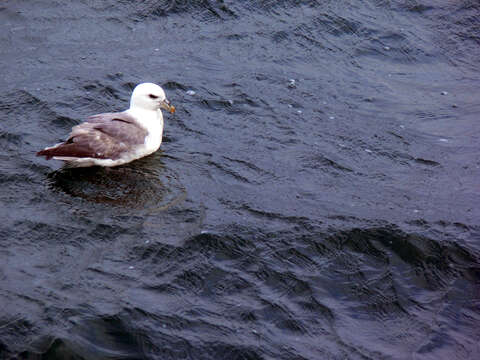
top-left (126, 107), bottom-right (164, 154)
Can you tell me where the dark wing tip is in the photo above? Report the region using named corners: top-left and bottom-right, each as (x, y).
top-left (36, 149), bottom-right (53, 160)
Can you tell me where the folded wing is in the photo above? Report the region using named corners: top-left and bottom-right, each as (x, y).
top-left (37, 112), bottom-right (148, 160)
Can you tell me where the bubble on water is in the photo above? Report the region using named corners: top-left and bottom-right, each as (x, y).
top-left (186, 90), bottom-right (196, 96)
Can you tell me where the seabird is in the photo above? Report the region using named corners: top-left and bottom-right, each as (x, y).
top-left (37, 82), bottom-right (175, 168)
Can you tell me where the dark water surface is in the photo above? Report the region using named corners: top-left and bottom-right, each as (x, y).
top-left (1, 1), bottom-right (479, 359)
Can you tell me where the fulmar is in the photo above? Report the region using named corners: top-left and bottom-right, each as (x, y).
top-left (37, 82), bottom-right (175, 168)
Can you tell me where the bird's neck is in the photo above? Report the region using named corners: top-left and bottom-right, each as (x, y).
top-left (126, 107), bottom-right (163, 134)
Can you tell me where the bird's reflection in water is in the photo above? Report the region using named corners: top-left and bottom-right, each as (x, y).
top-left (47, 156), bottom-right (185, 211)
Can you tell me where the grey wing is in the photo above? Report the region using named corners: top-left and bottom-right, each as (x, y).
top-left (37, 112), bottom-right (147, 160)
top-left (86, 112), bottom-right (148, 146)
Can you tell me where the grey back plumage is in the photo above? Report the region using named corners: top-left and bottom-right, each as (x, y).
top-left (37, 112), bottom-right (148, 160)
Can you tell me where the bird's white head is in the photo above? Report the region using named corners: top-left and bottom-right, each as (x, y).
top-left (130, 82), bottom-right (175, 114)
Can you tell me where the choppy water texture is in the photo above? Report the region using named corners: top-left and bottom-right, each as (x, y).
top-left (1, 1), bottom-right (479, 359)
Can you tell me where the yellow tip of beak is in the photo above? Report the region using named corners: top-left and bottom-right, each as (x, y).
top-left (169, 105), bottom-right (176, 114)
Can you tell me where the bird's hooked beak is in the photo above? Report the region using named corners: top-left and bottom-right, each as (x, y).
top-left (160, 99), bottom-right (176, 114)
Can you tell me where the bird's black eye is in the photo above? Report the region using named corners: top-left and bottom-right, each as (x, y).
top-left (149, 94), bottom-right (159, 99)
